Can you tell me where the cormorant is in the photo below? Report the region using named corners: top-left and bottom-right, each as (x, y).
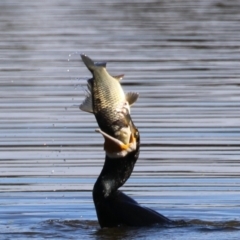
top-left (92, 129), bottom-right (173, 228)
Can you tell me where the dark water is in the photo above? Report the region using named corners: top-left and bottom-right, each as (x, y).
top-left (1, 0), bottom-right (240, 239)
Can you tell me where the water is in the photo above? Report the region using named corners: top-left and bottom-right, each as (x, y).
top-left (1, 0), bottom-right (240, 239)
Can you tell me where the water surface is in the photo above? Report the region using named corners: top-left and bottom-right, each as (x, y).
top-left (0, 0), bottom-right (240, 239)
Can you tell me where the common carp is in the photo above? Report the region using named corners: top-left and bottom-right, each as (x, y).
top-left (80, 54), bottom-right (139, 157)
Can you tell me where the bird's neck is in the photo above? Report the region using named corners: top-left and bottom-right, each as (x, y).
top-left (93, 148), bottom-right (139, 199)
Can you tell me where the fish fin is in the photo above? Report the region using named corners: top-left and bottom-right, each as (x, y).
top-left (87, 78), bottom-right (93, 90)
top-left (113, 74), bottom-right (124, 81)
top-left (125, 92), bottom-right (139, 106)
top-left (81, 54), bottom-right (107, 71)
top-left (81, 54), bottom-right (95, 71)
top-left (80, 95), bottom-right (93, 113)
top-left (95, 62), bottom-right (107, 67)
top-left (79, 82), bottom-right (93, 113)
top-left (95, 128), bottom-right (124, 147)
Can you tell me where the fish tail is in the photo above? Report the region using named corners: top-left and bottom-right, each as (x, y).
top-left (81, 54), bottom-right (107, 72)
top-left (81, 54), bottom-right (95, 71)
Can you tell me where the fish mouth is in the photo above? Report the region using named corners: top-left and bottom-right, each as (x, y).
top-left (95, 128), bottom-right (138, 158)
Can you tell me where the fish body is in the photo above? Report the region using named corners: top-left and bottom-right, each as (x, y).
top-left (80, 54), bottom-right (138, 147)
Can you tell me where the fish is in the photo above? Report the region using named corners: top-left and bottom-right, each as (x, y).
top-left (80, 54), bottom-right (139, 157)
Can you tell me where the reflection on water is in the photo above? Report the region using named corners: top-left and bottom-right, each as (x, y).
top-left (0, 0), bottom-right (240, 239)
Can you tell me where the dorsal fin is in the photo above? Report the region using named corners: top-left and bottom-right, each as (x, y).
top-left (125, 92), bottom-right (139, 106)
top-left (113, 74), bottom-right (124, 81)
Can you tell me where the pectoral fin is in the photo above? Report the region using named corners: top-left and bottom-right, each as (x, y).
top-left (95, 128), bottom-right (137, 158)
top-left (95, 129), bottom-right (125, 152)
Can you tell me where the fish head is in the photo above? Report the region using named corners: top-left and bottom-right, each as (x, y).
top-left (95, 113), bottom-right (140, 158)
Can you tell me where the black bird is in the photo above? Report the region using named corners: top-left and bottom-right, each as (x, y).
top-left (92, 127), bottom-right (173, 228)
